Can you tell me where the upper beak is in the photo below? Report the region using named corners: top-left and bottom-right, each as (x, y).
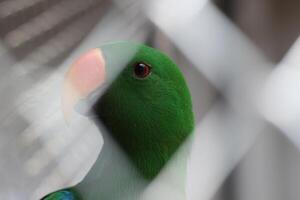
top-left (62, 42), bottom-right (140, 122)
top-left (62, 48), bottom-right (106, 121)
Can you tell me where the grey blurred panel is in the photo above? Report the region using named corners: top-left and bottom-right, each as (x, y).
top-left (225, 0), bottom-right (300, 62)
top-left (261, 38), bottom-right (300, 147)
top-left (235, 127), bottom-right (300, 200)
top-left (186, 101), bottom-right (267, 200)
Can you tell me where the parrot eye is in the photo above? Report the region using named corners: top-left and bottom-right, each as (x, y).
top-left (134, 62), bottom-right (152, 79)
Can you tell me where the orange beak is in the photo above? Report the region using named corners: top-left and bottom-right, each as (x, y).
top-left (62, 49), bottom-right (106, 121)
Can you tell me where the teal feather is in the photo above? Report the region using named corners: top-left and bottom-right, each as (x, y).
top-left (42, 190), bottom-right (79, 200)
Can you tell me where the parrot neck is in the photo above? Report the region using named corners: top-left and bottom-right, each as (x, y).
top-left (74, 123), bottom-right (148, 200)
top-left (75, 130), bottom-right (189, 200)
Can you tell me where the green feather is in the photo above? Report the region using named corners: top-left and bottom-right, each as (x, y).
top-left (93, 41), bottom-right (194, 180)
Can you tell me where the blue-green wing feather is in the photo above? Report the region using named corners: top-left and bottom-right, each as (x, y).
top-left (42, 190), bottom-right (78, 200)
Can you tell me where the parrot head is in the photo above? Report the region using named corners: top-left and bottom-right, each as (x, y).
top-left (63, 41), bottom-right (194, 180)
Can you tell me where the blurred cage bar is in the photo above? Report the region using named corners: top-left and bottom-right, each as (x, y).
top-left (1, 0), bottom-right (300, 199)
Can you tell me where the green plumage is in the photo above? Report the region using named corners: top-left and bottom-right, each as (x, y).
top-left (41, 41), bottom-right (194, 200)
top-left (93, 42), bottom-right (194, 179)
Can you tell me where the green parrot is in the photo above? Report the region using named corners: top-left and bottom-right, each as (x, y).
top-left (41, 41), bottom-right (194, 200)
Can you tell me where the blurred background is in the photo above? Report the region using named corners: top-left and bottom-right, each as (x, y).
top-left (1, 0), bottom-right (300, 199)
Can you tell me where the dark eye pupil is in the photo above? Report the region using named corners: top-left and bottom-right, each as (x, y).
top-left (134, 62), bottom-right (151, 78)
